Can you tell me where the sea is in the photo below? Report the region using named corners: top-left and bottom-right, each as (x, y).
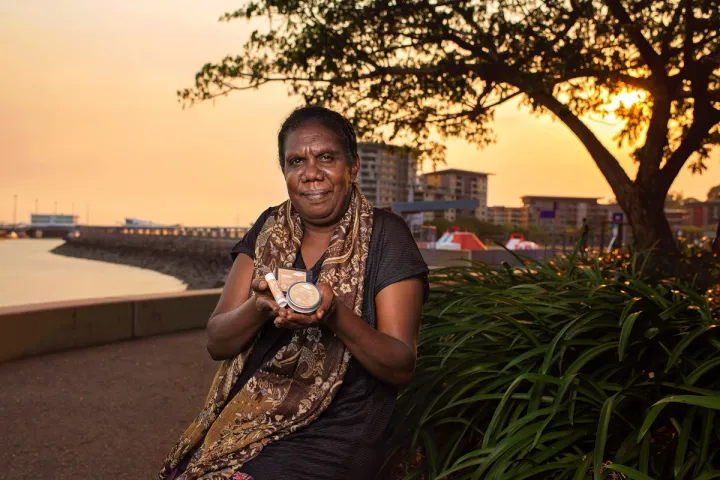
top-left (0, 239), bottom-right (187, 308)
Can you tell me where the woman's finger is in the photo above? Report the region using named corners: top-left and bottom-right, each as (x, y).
top-left (315, 283), bottom-right (335, 320)
top-left (286, 312), bottom-right (319, 324)
top-left (256, 296), bottom-right (280, 314)
top-left (251, 278), bottom-right (269, 293)
top-left (274, 318), bottom-right (304, 329)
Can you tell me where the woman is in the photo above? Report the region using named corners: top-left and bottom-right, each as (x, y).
top-left (160, 106), bottom-right (429, 480)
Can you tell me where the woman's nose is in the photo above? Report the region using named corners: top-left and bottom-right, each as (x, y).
top-left (302, 158), bottom-right (324, 182)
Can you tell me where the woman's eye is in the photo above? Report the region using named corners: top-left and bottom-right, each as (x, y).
top-left (320, 154), bottom-right (333, 162)
top-left (288, 158), bottom-right (303, 165)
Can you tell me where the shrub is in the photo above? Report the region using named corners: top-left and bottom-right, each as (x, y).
top-left (392, 251), bottom-right (720, 479)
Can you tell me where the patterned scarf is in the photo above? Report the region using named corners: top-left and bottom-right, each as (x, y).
top-left (159, 185), bottom-right (374, 480)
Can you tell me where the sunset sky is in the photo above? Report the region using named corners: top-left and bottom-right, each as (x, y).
top-left (2, 0), bottom-right (718, 227)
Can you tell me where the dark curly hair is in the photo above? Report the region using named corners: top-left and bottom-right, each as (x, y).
top-left (277, 106), bottom-right (358, 170)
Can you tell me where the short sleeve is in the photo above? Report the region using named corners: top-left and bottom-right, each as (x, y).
top-left (372, 211), bottom-right (430, 301)
top-left (231, 207), bottom-right (275, 261)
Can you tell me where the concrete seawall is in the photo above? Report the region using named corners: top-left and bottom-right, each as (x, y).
top-left (0, 289), bottom-right (221, 363)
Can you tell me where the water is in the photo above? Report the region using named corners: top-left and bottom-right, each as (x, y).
top-left (0, 239), bottom-right (187, 308)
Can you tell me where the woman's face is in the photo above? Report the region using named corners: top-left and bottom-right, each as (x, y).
top-left (283, 121), bottom-right (358, 227)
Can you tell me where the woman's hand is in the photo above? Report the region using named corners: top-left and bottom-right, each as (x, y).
top-left (206, 256), bottom-right (279, 360)
top-left (273, 282), bottom-right (336, 329)
top-left (251, 277), bottom-right (284, 318)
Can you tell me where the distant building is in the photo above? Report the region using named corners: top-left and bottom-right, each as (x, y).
top-left (522, 196), bottom-right (603, 229)
top-left (685, 200), bottom-right (720, 228)
top-left (31, 214), bottom-right (78, 227)
top-left (596, 204), bottom-right (689, 233)
top-left (412, 182), bottom-right (457, 222)
top-left (595, 203), bottom-right (625, 222)
top-left (488, 206), bottom-right (524, 226)
top-left (664, 208), bottom-right (689, 233)
top-left (357, 143), bottom-right (416, 207)
top-left (420, 169), bottom-right (490, 221)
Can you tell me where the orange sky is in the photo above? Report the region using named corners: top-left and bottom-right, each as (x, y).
top-left (1, 1), bottom-right (717, 227)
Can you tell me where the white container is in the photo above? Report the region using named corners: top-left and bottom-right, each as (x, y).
top-left (264, 272), bottom-right (288, 308)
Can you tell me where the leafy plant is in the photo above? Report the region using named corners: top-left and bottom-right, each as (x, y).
top-left (389, 251), bottom-right (720, 479)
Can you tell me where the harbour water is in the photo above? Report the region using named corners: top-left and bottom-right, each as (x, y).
top-left (0, 239), bottom-right (187, 308)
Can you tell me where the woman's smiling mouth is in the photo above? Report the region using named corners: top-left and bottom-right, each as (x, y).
top-left (301, 190), bottom-right (331, 201)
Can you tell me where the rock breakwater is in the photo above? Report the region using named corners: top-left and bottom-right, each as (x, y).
top-left (52, 231), bottom-right (238, 289)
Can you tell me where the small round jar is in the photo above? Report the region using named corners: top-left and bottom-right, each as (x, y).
top-left (286, 282), bottom-right (322, 314)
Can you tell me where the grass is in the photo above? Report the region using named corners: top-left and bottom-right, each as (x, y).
top-left (386, 248), bottom-right (720, 480)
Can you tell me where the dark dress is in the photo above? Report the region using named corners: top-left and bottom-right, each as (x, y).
top-left (181, 207), bottom-right (428, 480)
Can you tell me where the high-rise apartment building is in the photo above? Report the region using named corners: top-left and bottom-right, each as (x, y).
top-left (420, 169), bottom-right (490, 220)
top-left (488, 206), bottom-right (524, 226)
top-left (357, 143), bottom-right (416, 207)
top-left (412, 182), bottom-right (458, 222)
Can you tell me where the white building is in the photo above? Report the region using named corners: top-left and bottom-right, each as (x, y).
top-left (30, 214), bottom-right (78, 227)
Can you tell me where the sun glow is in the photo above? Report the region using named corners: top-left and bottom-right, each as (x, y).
top-left (607, 89), bottom-right (647, 112)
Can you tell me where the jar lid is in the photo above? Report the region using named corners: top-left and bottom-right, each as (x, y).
top-left (286, 282), bottom-right (322, 314)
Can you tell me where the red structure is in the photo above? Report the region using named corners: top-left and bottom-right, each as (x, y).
top-left (436, 226), bottom-right (488, 251)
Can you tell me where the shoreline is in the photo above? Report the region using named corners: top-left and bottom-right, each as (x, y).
top-left (51, 234), bottom-right (237, 290)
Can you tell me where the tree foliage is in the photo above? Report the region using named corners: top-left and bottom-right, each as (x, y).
top-left (180, 0), bottom-right (720, 250)
top-left (708, 184), bottom-right (720, 200)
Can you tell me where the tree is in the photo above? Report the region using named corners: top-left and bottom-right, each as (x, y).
top-left (180, 0), bottom-right (720, 253)
top-left (664, 190), bottom-right (699, 207)
top-left (665, 191), bottom-right (686, 208)
top-left (708, 184), bottom-right (720, 200)
top-left (708, 184), bottom-right (720, 252)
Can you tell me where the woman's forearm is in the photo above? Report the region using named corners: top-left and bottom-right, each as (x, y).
top-left (206, 296), bottom-right (268, 360)
top-left (325, 303), bottom-right (416, 387)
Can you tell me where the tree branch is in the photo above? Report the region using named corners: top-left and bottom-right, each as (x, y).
top-left (636, 90), bottom-right (671, 187)
top-left (559, 69), bottom-right (654, 92)
top-left (524, 2), bottom-right (583, 68)
top-left (448, 3), bottom-right (502, 63)
top-left (683, 0), bottom-right (696, 68)
top-left (658, 106), bottom-right (720, 193)
top-left (603, 0), bottom-right (666, 79)
top-left (531, 87), bottom-right (633, 196)
top-left (661, 0), bottom-right (687, 59)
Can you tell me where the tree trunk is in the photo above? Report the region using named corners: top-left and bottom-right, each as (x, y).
top-left (615, 186), bottom-right (678, 254)
top-left (713, 217), bottom-right (720, 255)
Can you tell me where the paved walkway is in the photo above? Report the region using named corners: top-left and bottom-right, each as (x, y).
top-left (0, 330), bottom-right (218, 479)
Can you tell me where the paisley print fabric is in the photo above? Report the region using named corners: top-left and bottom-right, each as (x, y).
top-left (159, 185), bottom-right (374, 480)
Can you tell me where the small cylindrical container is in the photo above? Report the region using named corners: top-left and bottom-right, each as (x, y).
top-left (264, 272), bottom-right (288, 308)
top-left (286, 282), bottom-right (322, 314)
